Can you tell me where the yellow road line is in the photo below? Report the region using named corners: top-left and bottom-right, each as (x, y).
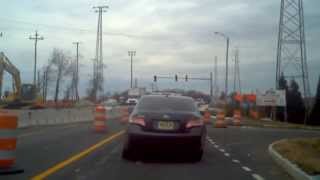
top-left (31, 130), bottom-right (125, 180)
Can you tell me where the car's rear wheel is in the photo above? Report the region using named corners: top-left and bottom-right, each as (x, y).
top-left (122, 148), bottom-right (134, 160)
top-left (122, 136), bottom-right (137, 160)
top-left (191, 149), bottom-right (203, 162)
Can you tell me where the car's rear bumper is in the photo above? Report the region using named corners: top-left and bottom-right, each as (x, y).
top-left (126, 125), bottom-right (206, 151)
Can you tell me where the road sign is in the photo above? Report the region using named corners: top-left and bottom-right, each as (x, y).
top-left (128, 88), bottom-right (146, 97)
top-left (256, 90), bottom-right (286, 107)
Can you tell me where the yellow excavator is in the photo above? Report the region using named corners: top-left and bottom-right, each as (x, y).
top-left (0, 52), bottom-right (42, 108)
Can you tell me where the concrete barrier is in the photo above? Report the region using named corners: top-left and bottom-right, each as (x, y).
top-left (9, 106), bottom-right (123, 128)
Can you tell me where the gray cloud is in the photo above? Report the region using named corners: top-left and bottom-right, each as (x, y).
top-left (0, 0), bottom-right (319, 97)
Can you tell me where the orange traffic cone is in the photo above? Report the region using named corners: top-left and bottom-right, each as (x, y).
top-left (94, 105), bottom-right (107, 132)
top-left (203, 110), bottom-right (211, 124)
top-left (232, 110), bottom-right (242, 126)
top-left (214, 111), bottom-right (227, 128)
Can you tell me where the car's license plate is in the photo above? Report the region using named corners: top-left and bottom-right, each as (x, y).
top-left (157, 121), bottom-right (175, 130)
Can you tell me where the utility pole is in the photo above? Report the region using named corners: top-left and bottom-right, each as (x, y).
top-left (214, 56), bottom-right (219, 98)
top-left (134, 78), bottom-right (138, 88)
top-left (93, 5), bottom-right (108, 102)
top-left (226, 37), bottom-right (229, 96)
top-left (128, 51), bottom-right (136, 89)
top-left (42, 71), bottom-right (46, 102)
top-left (233, 48), bottom-right (241, 93)
top-left (210, 72), bottom-right (213, 99)
top-left (37, 70), bottom-right (41, 90)
top-left (0, 32), bottom-right (3, 37)
top-left (73, 42), bottom-right (80, 101)
top-left (215, 32), bottom-right (230, 97)
top-left (29, 31), bottom-right (44, 86)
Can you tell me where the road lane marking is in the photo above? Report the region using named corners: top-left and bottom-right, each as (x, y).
top-left (214, 145), bottom-right (219, 148)
top-left (224, 153), bottom-right (230, 157)
top-left (252, 174), bottom-right (264, 180)
top-left (232, 159), bottom-right (240, 163)
top-left (219, 149), bottom-right (225, 152)
top-left (242, 166), bottom-right (252, 172)
top-left (31, 130), bottom-right (125, 180)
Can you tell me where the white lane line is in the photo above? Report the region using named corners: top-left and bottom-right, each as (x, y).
top-left (214, 145), bottom-right (219, 148)
top-left (242, 166), bottom-right (252, 172)
top-left (252, 174), bottom-right (264, 180)
top-left (224, 153), bottom-right (230, 157)
top-left (232, 159), bottom-right (240, 163)
top-left (219, 149), bottom-right (225, 152)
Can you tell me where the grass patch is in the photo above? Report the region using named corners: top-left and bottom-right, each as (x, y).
top-left (243, 119), bottom-right (320, 130)
top-left (274, 138), bottom-right (320, 175)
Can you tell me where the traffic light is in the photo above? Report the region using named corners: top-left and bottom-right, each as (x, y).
top-left (175, 74), bottom-right (178, 82)
top-left (185, 75), bottom-right (188, 82)
top-left (153, 75), bottom-right (157, 82)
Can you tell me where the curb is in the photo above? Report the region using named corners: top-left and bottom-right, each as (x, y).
top-left (268, 140), bottom-right (320, 180)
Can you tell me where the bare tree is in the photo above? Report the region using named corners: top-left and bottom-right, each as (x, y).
top-left (48, 48), bottom-right (72, 102)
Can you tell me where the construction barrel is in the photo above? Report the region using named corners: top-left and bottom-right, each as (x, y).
top-left (203, 110), bottom-right (211, 124)
top-left (94, 105), bottom-right (107, 132)
top-left (0, 111), bottom-right (23, 174)
top-left (232, 110), bottom-right (242, 126)
top-left (214, 111), bottom-right (227, 128)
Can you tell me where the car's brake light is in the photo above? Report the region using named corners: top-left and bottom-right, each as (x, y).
top-left (129, 115), bottom-right (146, 126)
top-left (186, 117), bottom-right (203, 128)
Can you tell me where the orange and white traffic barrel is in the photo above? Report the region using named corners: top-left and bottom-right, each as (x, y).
top-left (232, 110), bottom-right (242, 126)
top-left (94, 105), bottom-right (107, 132)
top-left (203, 110), bottom-right (211, 124)
top-left (0, 111), bottom-right (24, 174)
top-left (214, 111), bottom-right (227, 128)
top-left (120, 107), bottom-right (129, 124)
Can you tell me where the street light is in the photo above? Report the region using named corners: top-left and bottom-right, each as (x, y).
top-left (215, 31), bottom-right (230, 96)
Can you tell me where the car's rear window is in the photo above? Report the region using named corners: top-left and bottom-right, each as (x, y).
top-left (137, 96), bottom-right (196, 112)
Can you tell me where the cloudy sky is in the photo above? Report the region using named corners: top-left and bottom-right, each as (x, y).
top-left (0, 0), bottom-right (319, 98)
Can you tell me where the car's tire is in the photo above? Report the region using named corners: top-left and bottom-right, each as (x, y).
top-left (122, 136), bottom-right (137, 161)
top-left (191, 150), bottom-right (203, 162)
top-left (122, 148), bottom-right (133, 160)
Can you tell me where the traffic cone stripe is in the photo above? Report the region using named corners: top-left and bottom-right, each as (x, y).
top-left (0, 139), bottom-right (17, 150)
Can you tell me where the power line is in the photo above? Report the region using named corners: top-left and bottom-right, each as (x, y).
top-left (0, 17), bottom-right (151, 39)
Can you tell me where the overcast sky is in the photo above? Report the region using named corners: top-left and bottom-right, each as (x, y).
top-left (0, 0), bottom-right (319, 98)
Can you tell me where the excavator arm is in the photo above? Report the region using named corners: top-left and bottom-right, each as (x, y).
top-left (0, 52), bottom-right (21, 100)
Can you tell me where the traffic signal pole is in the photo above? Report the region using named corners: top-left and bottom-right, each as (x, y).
top-left (153, 73), bottom-right (213, 99)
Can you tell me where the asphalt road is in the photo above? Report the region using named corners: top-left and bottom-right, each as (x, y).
top-left (2, 117), bottom-right (320, 180)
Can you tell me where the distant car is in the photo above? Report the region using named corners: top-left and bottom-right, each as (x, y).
top-left (126, 98), bottom-right (138, 105)
top-left (122, 95), bottom-right (206, 161)
top-left (103, 99), bottom-right (118, 110)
